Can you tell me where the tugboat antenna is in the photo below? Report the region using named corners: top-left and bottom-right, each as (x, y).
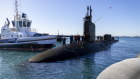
top-left (19, 0), bottom-right (22, 14)
top-left (14, 0), bottom-right (19, 20)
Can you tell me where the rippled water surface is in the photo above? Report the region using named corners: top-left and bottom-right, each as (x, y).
top-left (0, 37), bottom-right (140, 79)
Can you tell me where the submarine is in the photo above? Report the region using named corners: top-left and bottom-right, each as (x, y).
top-left (28, 6), bottom-right (118, 63)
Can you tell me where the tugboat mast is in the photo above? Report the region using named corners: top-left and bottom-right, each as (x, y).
top-left (14, 0), bottom-right (19, 20)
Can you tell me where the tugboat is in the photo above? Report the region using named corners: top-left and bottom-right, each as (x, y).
top-left (0, 0), bottom-right (57, 51)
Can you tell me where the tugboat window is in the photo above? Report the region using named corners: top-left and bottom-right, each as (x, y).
top-left (19, 21), bottom-right (22, 27)
top-left (23, 21), bottom-right (27, 27)
top-left (27, 22), bottom-right (31, 27)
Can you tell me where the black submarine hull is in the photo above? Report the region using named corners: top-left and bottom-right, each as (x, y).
top-left (29, 41), bottom-right (118, 63)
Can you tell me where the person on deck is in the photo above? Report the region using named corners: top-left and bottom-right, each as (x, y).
top-left (77, 35), bottom-right (80, 43)
top-left (63, 37), bottom-right (66, 47)
top-left (97, 36), bottom-right (100, 41)
top-left (70, 35), bottom-right (73, 44)
top-left (74, 35), bottom-right (77, 43)
top-left (81, 36), bottom-right (85, 41)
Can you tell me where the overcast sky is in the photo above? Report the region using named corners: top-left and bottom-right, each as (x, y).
top-left (0, 0), bottom-right (140, 36)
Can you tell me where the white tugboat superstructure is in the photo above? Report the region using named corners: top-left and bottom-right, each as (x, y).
top-left (0, 0), bottom-right (57, 51)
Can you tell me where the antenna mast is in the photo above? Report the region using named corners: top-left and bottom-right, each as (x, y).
top-left (14, 0), bottom-right (19, 20)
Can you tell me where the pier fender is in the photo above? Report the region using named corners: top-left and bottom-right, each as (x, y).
top-left (97, 58), bottom-right (140, 79)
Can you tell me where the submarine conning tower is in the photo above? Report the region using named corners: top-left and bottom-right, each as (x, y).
top-left (83, 6), bottom-right (95, 42)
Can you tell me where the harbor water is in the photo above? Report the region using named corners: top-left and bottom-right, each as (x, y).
top-left (0, 37), bottom-right (140, 79)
